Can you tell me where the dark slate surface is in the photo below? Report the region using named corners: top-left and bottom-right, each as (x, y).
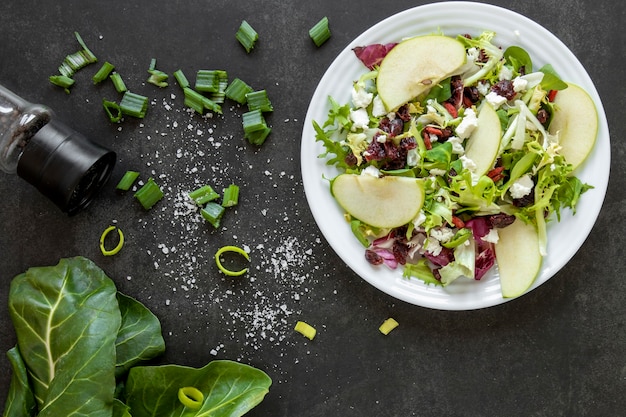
top-left (0, 1), bottom-right (624, 416)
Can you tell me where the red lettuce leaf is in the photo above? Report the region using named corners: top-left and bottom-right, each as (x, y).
top-left (352, 43), bottom-right (397, 70)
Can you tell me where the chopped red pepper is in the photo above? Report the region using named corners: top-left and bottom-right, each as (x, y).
top-left (547, 90), bottom-right (558, 102)
top-left (422, 131), bottom-right (433, 150)
top-left (443, 101), bottom-right (458, 118)
top-left (451, 215), bottom-right (465, 229)
top-left (487, 166), bottom-right (506, 182)
top-left (424, 126), bottom-right (444, 137)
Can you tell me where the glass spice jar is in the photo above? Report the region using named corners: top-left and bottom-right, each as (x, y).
top-left (0, 84), bottom-right (115, 215)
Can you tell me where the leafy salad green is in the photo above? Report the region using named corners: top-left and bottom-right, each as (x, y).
top-left (3, 257), bottom-right (271, 417)
top-left (313, 30), bottom-right (593, 286)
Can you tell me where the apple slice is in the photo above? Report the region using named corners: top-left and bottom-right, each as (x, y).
top-left (463, 102), bottom-right (502, 176)
top-left (377, 35), bottom-right (467, 111)
top-left (494, 218), bottom-right (542, 298)
top-left (331, 174), bottom-right (424, 228)
top-left (548, 83), bottom-right (598, 171)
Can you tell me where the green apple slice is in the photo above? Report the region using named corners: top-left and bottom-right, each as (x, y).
top-left (377, 35), bottom-right (467, 111)
top-left (463, 102), bottom-right (502, 176)
top-left (494, 218), bottom-right (542, 298)
top-left (548, 83), bottom-right (598, 171)
top-left (331, 174), bottom-right (424, 228)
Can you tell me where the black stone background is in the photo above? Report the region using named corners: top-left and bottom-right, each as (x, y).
top-left (1, 1), bottom-right (624, 416)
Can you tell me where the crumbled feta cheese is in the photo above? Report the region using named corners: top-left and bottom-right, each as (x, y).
top-left (372, 95), bottom-right (387, 117)
top-left (499, 65), bottom-right (513, 81)
top-left (482, 229), bottom-right (500, 244)
top-left (485, 91), bottom-right (508, 109)
top-left (361, 165), bottom-right (381, 178)
top-left (412, 211), bottom-right (427, 227)
top-left (350, 108), bottom-right (370, 130)
top-left (460, 155), bottom-right (477, 172)
top-left (509, 174), bottom-right (534, 199)
top-left (476, 81), bottom-right (491, 96)
top-left (376, 134), bottom-right (387, 143)
top-left (448, 136), bottom-right (465, 154)
top-left (423, 236), bottom-right (443, 256)
top-left (352, 86), bottom-right (373, 109)
top-left (466, 47), bottom-right (480, 63)
top-left (430, 227), bottom-right (455, 243)
top-left (455, 108), bottom-right (478, 139)
top-left (512, 76), bottom-right (528, 93)
top-left (429, 168), bottom-right (447, 176)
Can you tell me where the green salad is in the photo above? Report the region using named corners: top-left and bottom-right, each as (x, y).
top-left (313, 30), bottom-right (596, 290)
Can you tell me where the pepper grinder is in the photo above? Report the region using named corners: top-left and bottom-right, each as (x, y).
top-left (0, 84), bottom-right (116, 215)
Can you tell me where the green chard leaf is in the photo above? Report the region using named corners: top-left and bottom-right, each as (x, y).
top-left (115, 293), bottom-right (166, 378)
top-left (124, 360), bottom-right (272, 417)
top-left (4, 346), bottom-right (37, 417)
top-left (8, 256), bottom-right (121, 417)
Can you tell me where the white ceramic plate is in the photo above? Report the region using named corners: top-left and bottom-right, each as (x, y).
top-left (301, 2), bottom-right (610, 310)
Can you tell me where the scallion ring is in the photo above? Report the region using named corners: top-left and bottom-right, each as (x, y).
top-left (214, 245), bottom-right (250, 276)
top-left (100, 225), bottom-right (124, 256)
top-left (178, 386), bottom-right (204, 410)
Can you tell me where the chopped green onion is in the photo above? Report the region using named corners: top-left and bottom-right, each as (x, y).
top-left (246, 90), bottom-right (273, 112)
top-left (202, 96), bottom-right (222, 114)
top-left (309, 17), bottom-right (331, 47)
top-left (201, 202), bottom-right (225, 228)
top-left (116, 171), bottom-right (140, 191)
top-left (103, 99), bottom-right (122, 122)
top-left (134, 178), bottom-right (163, 210)
top-left (225, 78), bottom-right (253, 104)
top-left (221, 184), bottom-right (239, 207)
top-left (110, 72), bottom-right (127, 93)
top-left (246, 126), bottom-right (272, 146)
top-left (49, 75), bottom-right (75, 94)
top-left (236, 20), bottom-right (258, 53)
top-left (100, 225), bottom-right (124, 256)
top-left (178, 386), bottom-right (204, 410)
top-left (294, 321), bottom-right (316, 340)
top-left (120, 91), bottom-right (148, 118)
top-left (183, 87), bottom-right (205, 114)
top-left (379, 318), bottom-right (399, 335)
top-left (210, 70), bottom-right (229, 104)
top-left (195, 70), bottom-right (221, 93)
top-left (183, 87), bottom-right (222, 115)
top-left (242, 109), bottom-right (271, 145)
top-left (57, 32), bottom-right (98, 77)
top-left (147, 69), bottom-right (169, 88)
top-left (146, 58), bottom-right (168, 87)
top-left (93, 61), bottom-right (115, 84)
top-left (214, 245), bottom-right (250, 276)
top-left (74, 32), bottom-right (97, 62)
top-left (173, 69), bottom-right (190, 88)
top-left (188, 185), bottom-right (219, 205)
top-left (242, 109), bottom-right (266, 133)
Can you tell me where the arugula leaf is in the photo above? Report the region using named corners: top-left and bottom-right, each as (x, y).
top-left (124, 360), bottom-right (272, 417)
top-left (8, 257), bottom-right (121, 417)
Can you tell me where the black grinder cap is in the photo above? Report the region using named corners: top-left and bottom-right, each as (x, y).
top-left (16, 119), bottom-right (116, 215)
